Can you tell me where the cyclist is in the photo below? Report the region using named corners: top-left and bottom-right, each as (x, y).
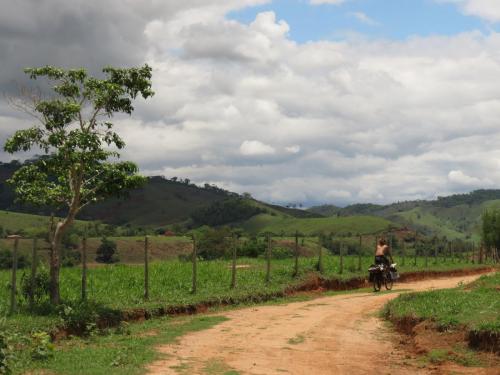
top-left (375, 238), bottom-right (393, 268)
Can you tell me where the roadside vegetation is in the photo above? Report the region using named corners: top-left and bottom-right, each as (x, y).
top-left (384, 272), bottom-right (500, 333)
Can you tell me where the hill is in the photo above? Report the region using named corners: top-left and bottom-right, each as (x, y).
top-left (309, 190), bottom-right (500, 240)
top-left (241, 213), bottom-right (393, 236)
top-left (0, 161), bottom-right (320, 228)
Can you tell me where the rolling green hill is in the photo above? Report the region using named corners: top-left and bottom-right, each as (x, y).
top-left (241, 213), bottom-right (393, 236)
top-left (309, 190), bottom-right (500, 240)
top-left (0, 161), bottom-right (321, 228)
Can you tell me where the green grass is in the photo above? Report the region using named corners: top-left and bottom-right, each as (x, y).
top-left (0, 235), bottom-right (192, 264)
top-left (384, 272), bottom-right (500, 332)
top-left (8, 315), bottom-right (228, 375)
top-left (2, 254), bottom-right (493, 336)
top-left (242, 213), bottom-right (393, 235)
top-left (0, 210), bottom-right (90, 237)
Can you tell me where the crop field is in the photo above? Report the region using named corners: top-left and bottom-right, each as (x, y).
top-left (1, 253), bottom-right (494, 335)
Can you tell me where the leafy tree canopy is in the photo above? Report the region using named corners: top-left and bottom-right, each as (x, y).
top-left (4, 65), bottom-right (153, 213)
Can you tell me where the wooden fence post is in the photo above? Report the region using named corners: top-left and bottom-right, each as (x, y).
top-left (414, 232), bottom-right (418, 267)
top-left (29, 238), bottom-right (38, 310)
top-left (339, 244), bottom-right (344, 275)
top-left (191, 235), bottom-right (197, 294)
top-left (317, 237), bottom-right (324, 274)
top-left (402, 239), bottom-right (406, 266)
top-left (231, 235), bottom-right (237, 289)
top-left (9, 236), bottom-right (20, 315)
top-left (479, 243), bottom-right (484, 264)
top-left (434, 240), bottom-right (438, 264)
top-left (266, 234), bottom-right (272, 284)
top-left (449, 242), bottom-right (453, 263)
top-left (358, 235), bottom-right (362, 272)
top-left (81, 237), bottom-right (88, 301)
top-left (144, 236), bottom-right (150, 299)
top-left (294, 230), bottom-right (299, 277)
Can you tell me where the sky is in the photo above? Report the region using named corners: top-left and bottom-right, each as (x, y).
top-left (2, 0), bottom-right (500, 207)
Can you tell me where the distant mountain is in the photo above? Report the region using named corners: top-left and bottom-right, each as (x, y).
top-left (0, 160), bottom-right (321, 228)
top-left (308, 190), bottom-right (500, 240)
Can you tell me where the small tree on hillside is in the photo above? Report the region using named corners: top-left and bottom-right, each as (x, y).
top-left (4, 65), bottom-right (153, 304)
top-left (95, 237), bottom-right (119, 264)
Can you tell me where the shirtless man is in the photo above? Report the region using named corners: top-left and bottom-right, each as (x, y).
top-left (375, 238), bottom-right (393, 267)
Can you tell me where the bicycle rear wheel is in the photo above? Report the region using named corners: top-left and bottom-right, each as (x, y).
top-left (373, 274), bottom-right (382, 292)
top-left (384, 273), bottom-right (393, 290)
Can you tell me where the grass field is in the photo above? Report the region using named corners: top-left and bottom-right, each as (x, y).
top-left (2, 254), bottom-right (494, 335)
top-left (242, 213), bottom-right (393, 235)
top-left (384, 272), bottom-right (500, 332)
top-left (0, 210), bottom-right (89, 237)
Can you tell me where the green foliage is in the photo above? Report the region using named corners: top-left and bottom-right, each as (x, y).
top-left (4, 65), bottom-right (152, 212)
top-left (58, 301), bottom-right (122, 335)
top-left (482, 209), bottom-right (500, 250)
top-left (195, 227), bottom-right (233, 260)
top-left (20, 267), bottom-right (50, 304)
top-left (0, 249), bottom-right (29, 269)
top-left (384, 272), bottom-right (500, 333)
top-left (95, 237), bottom-right (119, 264)
top-left (269, 246), bottom-right (294, 259)
top-left (191, 198), bottom-right (265, 226)
top-left (29, 332), bottom-right (54, 361)
top-left (239, 237), bottom-right (266, 258)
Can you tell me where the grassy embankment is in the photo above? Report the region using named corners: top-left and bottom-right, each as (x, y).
top-left (384, 271), bottom-right (500, 365)
top-left (384, 272), bottom-right (499, 332)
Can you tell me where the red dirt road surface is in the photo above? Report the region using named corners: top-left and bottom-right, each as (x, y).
top-left (148, 274), bottom-right (498, 375)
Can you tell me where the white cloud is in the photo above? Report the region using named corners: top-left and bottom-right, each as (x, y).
top-left (240, 140), bottom-right (276, 156)
top-left (3, 2), bottom-right (500, 207)
top-left (438, 0), bottom-right (500, 22)
top-left (447, 170), bottom-right (492, 187)
top-left (285, 145), bottom-right (301, 154)
top-left (349, 12), bottom-right (379, 26)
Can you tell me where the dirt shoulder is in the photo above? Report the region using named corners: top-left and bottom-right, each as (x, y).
top-left (147, 273), bottom-right (497, 375)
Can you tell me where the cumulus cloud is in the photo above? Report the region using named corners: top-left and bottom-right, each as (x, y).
top-left (2, 1), bottom-right (500, 207)
top-left (438, 0), bottom-right (500, 22)
top-left (240, 140), bottom-right (276, 156)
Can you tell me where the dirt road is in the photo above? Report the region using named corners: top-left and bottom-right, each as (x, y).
top-left (147, 274), bottom-right (492, 375)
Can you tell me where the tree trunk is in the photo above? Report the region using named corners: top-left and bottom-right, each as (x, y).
top-left (50, 215), bottom-right (76, 305)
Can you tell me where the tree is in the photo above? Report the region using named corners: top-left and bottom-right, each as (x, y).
top-left (4, 65), bottom-right (153, 304)
top-left (95, 237), bottom-right (119, 264)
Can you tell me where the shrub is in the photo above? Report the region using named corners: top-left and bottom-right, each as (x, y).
top-left (61, 248), bottom-right (81, 267)
top-left (0, 249), bottom-right (29, 270)
top-left (20, 267), bottom-right (50, 304)
top-left (239, 238), bottom-right (266, 258)
top-left (30, 332), bottom-right (54, 361)
top-left (270, 247), bottom-right (294, 259)
top-left (58, 301), bottom-right (122, 335)
top-left (95, 237), bottom-right (119, 264)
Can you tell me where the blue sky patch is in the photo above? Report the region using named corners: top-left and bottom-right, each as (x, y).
top-left (228, 0), bottom-right (495, 42)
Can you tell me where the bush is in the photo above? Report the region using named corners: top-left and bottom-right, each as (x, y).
top-left (30, 332), bottom-right (54, 361)
top-left (0, 249), bottom-right (29, 270)
top-left (20, 267), bottom-right (50, 305)
top-left (61, 248), bottom-right (81, 267)
top-left (195, 227), bottom-right (232, 260)
top-left (95, 237), bottom-right (119, 264)
top-left (239, 238), bottom-right (266, 258)
top-left (270, 247), bottom-right (294, 259)
top-left (0, 331), bottom-right (10, 375)
top-left (58, 301), bottom-right (122, 335)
